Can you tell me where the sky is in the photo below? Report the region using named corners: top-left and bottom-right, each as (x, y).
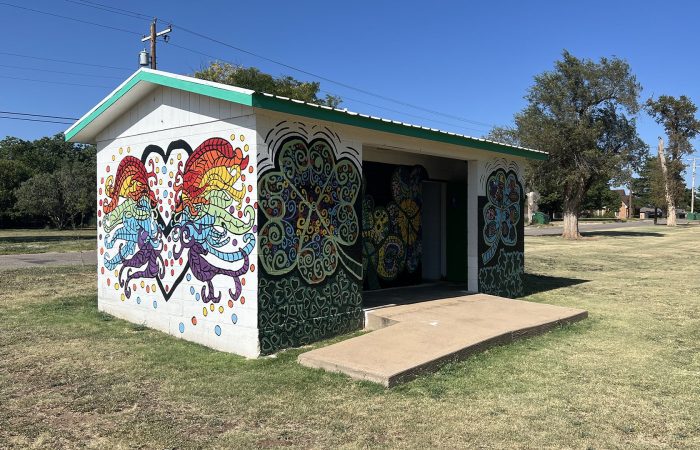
top-left (2, 0), bottom-right (700, 186)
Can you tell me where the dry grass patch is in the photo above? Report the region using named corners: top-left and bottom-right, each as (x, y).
top-left (1, 226), bottom-right (700, 448)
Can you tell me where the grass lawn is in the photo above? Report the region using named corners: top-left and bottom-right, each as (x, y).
top-left (1, 226), bottom-right (699, 448)
top-left (0, 229), bottom-right (95, 255)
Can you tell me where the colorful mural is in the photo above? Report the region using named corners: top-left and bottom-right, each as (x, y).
top-left (98, 134), bottom-right (256, 342)
top-left (477, 163), bottom-right (524, 298)
top-left (362, 162), bottom-right (427, 290)
top-left (257, 122), bottom-right (363, 354)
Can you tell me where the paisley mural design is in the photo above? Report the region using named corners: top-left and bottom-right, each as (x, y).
top-left (258, 137), bottom-right (362, 284)
top-left (257, 122), bottom-right (363, 355)
top-left (362, 162), bottom-right (427, 290)
top-left (477, 165), bottom-right (524, 298)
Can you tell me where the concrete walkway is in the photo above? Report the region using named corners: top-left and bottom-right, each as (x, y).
top-left (0, 250), bottom-right (97, 271)
top-left (299, 294), bottom-right (587, 387)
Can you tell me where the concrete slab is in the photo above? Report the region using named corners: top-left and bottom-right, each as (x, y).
top-left (298, 294), bottom-right (587, 387)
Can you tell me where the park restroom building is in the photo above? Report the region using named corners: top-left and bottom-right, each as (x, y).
top-left (66, 69), bottom-right (547, 357)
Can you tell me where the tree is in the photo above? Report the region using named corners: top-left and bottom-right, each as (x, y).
top-left (645, 95), bottom-right (700, 226)
top-left (194, 62), bottom-right (342, 107)
top-left (14, 174), bottom-right (67, 229)
top-left (581, 178), bottom-right (622, 215)
top-left (511, 51), bottom-right (646, 238)
top-left (631, 155), bottom-right (666, 224)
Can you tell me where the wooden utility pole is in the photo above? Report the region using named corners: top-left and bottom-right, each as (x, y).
top-left (141, 18), bottom-right (172, 70)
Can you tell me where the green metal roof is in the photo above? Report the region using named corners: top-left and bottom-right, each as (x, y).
top-left (65, 69), bottom-right (548, 161)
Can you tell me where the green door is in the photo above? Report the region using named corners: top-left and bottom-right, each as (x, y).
top-left (446, 182), bottom-right (468, 282)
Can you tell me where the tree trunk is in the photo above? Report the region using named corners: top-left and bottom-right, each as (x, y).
top-left (562, 208), bottom-right (581, 239)
top-left (657, 138), bottom-right (677, 226)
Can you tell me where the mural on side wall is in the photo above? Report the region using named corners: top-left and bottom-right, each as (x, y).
top-left (362, 162), bottom-right (427, 290)
top-left (257, 121), bottom-right (363, 354)
top-left (477, 159), bottom-right (524, 297)
top-left (99, 134), bottom-right (256, 339)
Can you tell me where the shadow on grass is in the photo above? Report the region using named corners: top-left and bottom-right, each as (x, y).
top-left (521, 273), bottom-right (589, 297)
top-left (0, 235), bottom-right (94, 243)
top-left (580, 230), bottom-right (664, 238)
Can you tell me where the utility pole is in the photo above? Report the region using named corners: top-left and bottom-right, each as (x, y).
top-left (691, 158), bottom-right (697, 213)
top-left (141, 18), bottom-right (172, 70)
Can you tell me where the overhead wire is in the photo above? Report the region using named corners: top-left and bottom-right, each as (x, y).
top-left (62, 0), bottom-right (497, 132)
top-left (0, 51), bottom-right (132, 71)
top-left (0, 63), bottom-right (125, 79)
top-left (0, 74), bottom-right (110, 88)
top-left (0, 111), bottom-right (79, 121)
top-left (0, 116), bottom-right (74, 125)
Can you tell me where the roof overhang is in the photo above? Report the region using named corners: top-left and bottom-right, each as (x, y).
top-left (65, 69), bottom-right (548, 161)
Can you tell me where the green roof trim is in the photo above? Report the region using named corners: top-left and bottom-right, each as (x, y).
top-left (65, 70), bottom-right (547, 161)
top-left (251, 94), bottom-right (548, 160)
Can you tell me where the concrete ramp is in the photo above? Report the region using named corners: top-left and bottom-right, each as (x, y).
top-left (298, 294), bottom-right (587, 386)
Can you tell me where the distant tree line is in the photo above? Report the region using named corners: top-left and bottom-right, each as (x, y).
top-left (0, 134), bottom-right (96, 229)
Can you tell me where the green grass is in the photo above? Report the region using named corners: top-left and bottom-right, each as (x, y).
top-left (1, 226), bottom-right (699, 448)
top-left (0, 228), bottom-right (95, 255)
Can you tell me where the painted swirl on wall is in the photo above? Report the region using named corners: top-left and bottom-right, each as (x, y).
top-left (477, 166), bottom-right (524, 298)
top-left (257, 122), bottom-right (363, 354)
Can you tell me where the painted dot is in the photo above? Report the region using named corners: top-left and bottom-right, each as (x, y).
top-left (152, 284), bottom-right (156, 292)
top-left (214, 325), bottom-right (222, 336)
top-left (146, 285), bottom-right (150, 293)
top-left (244, 144), bottom-right (249, 152)
top-left (177, 153), bottom-right (182, 161)
top-left (250, 264), bottom-right (255, 272)
top-left (191, 316), bottom-right (197, 325)
top-left (195, 293), bottom-right (201, 301)
top-left (111, 155), bottom-right (115, 161)
top-left (106, 166), bottom-right (110, 173)
top-left (120, 293), bottom-right (125, 301)
top-left (118, 147), bottom-right (123, 155)
top-left (186, 273), bottom-right (192, 282)
top-left (241, 174), bottom-right (246, 182)
top-left (153, 300), bottom-right (158, 309)
top-left (209, 303), bottom-right (215, 311)
top-left (155, 167), bottom-right (160, 173)
top-left (162, 165), bottom-right (167, 173)
top-left (178, 322), bottom-right (185, 333)
top-left (106, 278), bottom-right (110, 286)
top-left (239, 135), bottom-right (245, 142)
top-left (140, 281), bottom-right (145, 288)
top-left (101, 267), bottom-right (105, 275)
top-left (127, 147), bottom-right (131, 153)
top-left (241, 278), bottom-right (246, 287)
top-left (228, 299), bottom-right (233, 308)
top-left (202, 307), bottom-right (208, 317)
top-left (159, 179), bottom-right (163, 185)
top-left (248, 166), bottom-right (254, 174)
top-left (230, 134), bottom-right (236, 141)
top-left (218, 306), bottom-right (224, 314)
top-left (114, 283), bottom-right (119, 290)
top-left (231, 313), bottom-right (238, 324)
top-left (240, 296), bottom-right (246, 305)
top-left (136, 296), bottom-right (141, 304)
top-left (190, 286), bottom-right (195, 295)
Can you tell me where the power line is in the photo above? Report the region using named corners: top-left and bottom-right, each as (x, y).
top-left (0, 115), bottom-right (73, 125)
top-left (62, 0), bottom-right (151, 21)
top-left (0, 51), bottom-right (132, 71)
top-left (0, 111), bottom-right (79, 121)
top-left (0, 63), bottom-right (124, 79)
top-left (0, 2), bottom-right (141, 35)
top-left (63, 0), bottom-right (497, 130)
top-left (0, 74), bottom-right (110, 88)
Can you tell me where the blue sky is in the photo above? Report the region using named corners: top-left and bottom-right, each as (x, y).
top-left (2, 0), bottom-right (700, 185)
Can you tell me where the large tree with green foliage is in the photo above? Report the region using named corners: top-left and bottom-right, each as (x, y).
top-left (510, 51), bottom-right (646, 238)
top-left (645, 95), bottom-right (700, 226)
top-left (0, 134), bottom-right (95, 228)
top-left (194, 62), bottom-right (341, 107)
top-left (631, 155), bottom-right (666, 223)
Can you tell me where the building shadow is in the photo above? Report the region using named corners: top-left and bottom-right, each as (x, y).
top-left (0, 235), bottom-right (94, 244)
top-left (520, 273), bottom-right (589, 297)
top-left (580, 230), bottom-right (664, 238)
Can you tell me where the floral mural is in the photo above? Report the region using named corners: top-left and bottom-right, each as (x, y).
top-left (257, 123), bottom-right (363, 354)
